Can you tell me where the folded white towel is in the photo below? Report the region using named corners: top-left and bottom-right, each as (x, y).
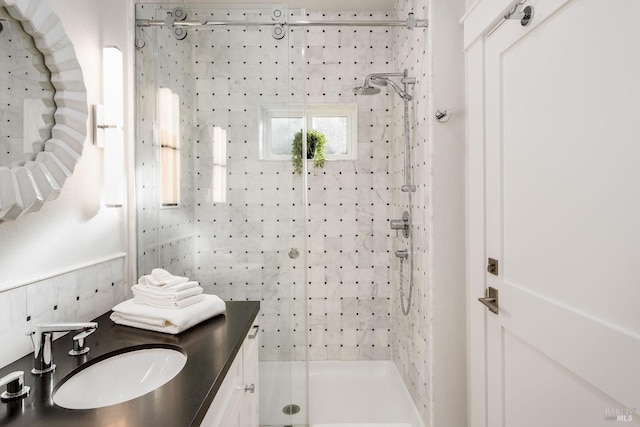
top-left (151, 268), bottom-right (182, 281)
top-left (138, 274), bottom-right (189, 288)
top-left (132, 284), bottom-right (203, 301)
top-left (134, 294), bottom-right (205, 309)
top-left (151, 268), bottom-right (170, 278)
top-left (110, 294), bottom-right (226, 334)
top-left (136, 280), bottom-right (198, 293)
top-left (137, 280), bottom-right (200, 292)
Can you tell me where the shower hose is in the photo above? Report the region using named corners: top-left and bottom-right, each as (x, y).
top-left (399, 96), bottom-right (415, 316)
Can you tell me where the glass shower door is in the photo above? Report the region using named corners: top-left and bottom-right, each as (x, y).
top-left (134, 4), bottom-right (308, 426)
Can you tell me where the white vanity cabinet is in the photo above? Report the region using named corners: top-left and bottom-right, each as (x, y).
top-left (200, 321), bottom-right (259, 427)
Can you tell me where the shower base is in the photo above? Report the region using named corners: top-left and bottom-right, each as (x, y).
top-left (259, 361), bottom-right (424, 427)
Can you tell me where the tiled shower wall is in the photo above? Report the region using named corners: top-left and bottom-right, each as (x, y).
top-left (303, 11), bottom-right (394, 361)
top-left (136, 3), bottom-right (196, 280)
top-left (391, 0), bottom-right (432, 424)
top-left (191, 9), bottom-right (395, 361)
top-left (0, 256), bottom-right (126, 367)
top-left (135, 5), bottom-right (397, 362)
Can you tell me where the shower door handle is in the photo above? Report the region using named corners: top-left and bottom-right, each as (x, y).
top-left (248, 325), bottom-right (259, 339)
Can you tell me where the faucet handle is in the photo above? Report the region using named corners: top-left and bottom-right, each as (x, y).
top-left (36, 322), bottom-right (98, 334)
top-left (31, 322), bottom-right (98, 375)
top-left (0, 371), bottom-right (30, 402)
top-left (69, 328), bottom-right (96, 356)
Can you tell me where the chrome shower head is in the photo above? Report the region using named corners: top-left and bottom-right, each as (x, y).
top-left (355, 72), bottom-right (414, 101)
top-left (353, 85), bottom-right (381, 96)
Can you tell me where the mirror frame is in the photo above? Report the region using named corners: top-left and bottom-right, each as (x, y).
top-left (0, 0), bottom-right (87, 221)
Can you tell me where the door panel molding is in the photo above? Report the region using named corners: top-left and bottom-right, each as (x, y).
top-left (500, 282), bottom-right (640, 411)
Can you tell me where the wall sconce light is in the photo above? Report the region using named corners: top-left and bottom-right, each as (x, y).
top-left (212, 126), bottom-right (227, 204)
top-left (158, 87), bottom-right (181, 206)
top-left (94, 46), bottom-right (124, 207)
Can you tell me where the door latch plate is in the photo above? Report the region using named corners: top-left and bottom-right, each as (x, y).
top-left (487, 258), bottom-right (499, 276)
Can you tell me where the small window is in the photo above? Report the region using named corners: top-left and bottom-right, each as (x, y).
top-left (260, 103), bottom-right (357, 161)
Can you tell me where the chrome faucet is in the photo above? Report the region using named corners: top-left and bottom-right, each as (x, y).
top-left (30, 322), bottom-right (97, 375)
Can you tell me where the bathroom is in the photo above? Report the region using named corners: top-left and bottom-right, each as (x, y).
top-left (0, 0), bottom-right (637, 426)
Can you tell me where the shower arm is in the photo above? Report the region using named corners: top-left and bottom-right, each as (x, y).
top-left (364, 73), bottom-right (405, 87)
top-left (365, 73), bottom-right (415, 101)
top-left (372, 77), bottom-right (407, 98)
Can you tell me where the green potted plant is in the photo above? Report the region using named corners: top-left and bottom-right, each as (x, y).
top-left (291, 129), bottom-right (326, 175)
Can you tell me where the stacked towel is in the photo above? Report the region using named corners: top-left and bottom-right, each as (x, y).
top-left (138, 268), bottom-right (190, 288)
top-left (110, 294), bottom-right (226, 334)
top-left (134, 269), bottom-right (204, 309)
top-left (111, 269), bottom-right (226, 334)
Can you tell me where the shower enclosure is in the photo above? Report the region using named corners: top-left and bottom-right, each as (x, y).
top-left (134, 3), bottom-right (426, 426)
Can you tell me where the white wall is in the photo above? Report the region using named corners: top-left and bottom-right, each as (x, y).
top-left (465, 0), bottom-right (477, 13)
top-left (429, 0), bottom-right (467, 426)
top-left (0, 0), bottom-right (133, 292)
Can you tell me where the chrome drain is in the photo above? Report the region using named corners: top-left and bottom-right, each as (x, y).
top-left (282, 404), bottom-right (300, 415)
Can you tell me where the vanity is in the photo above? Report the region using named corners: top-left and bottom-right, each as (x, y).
top-left (0, 301), bottom-right (260, 427)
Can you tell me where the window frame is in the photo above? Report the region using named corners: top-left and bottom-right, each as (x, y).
top-left (260, 103), bottom-right (358, 162)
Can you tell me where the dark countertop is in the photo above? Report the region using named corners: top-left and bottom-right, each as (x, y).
top-left (0, 300), bottom-right (260, 427)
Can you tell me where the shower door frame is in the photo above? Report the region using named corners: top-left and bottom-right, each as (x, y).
top-left (133, 4), bottom-right (310, 426)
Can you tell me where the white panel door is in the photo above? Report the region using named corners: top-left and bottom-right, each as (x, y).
top-left (483, 0), bottom-right (640, 425)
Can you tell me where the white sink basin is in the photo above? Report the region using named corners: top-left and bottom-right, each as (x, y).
top-left (53, 346), bottom-right (187, 409)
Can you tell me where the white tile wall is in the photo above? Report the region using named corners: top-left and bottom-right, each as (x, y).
top-left (0, 256), bottom-right (126, 367)
top-left (304, 10), bottom-right (394, 361)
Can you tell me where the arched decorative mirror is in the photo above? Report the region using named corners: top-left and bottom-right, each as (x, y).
top-left (0, 0), bottom-right (87, 221)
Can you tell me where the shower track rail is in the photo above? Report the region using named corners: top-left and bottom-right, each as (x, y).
top-left (136, 15), bottom-right (428, 29)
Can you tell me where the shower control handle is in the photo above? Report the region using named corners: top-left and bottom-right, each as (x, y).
top-left (390, 219), bottom-right (406, 229)
top-left (390, 211), bottom-right (411, 238)
top-left (288, 248), bottom-right (300, 259)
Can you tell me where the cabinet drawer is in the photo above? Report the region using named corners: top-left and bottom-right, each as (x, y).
top-left (200, 318), bottom-right (260, 427)
top-left (200, 351), bottom-right (243, 426)
top-left (243, 322), bottom-right (259, 374)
